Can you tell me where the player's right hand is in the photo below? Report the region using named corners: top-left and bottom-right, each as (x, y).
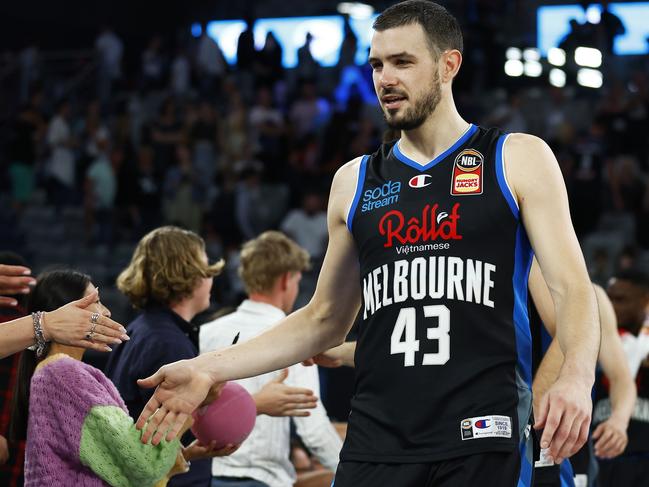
top-left (136, 359), bottom-right (214, 445)
top-left (534, 373), bottom-right (592, 464)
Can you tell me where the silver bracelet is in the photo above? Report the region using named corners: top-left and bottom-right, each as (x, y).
top-left (32, 311), bottom-right (48, 358)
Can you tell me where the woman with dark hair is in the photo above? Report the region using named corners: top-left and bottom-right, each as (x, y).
top-left (10, 269), bottom-right (186, 487)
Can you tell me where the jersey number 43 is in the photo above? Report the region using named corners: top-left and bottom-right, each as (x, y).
top-left (390, 305), bottom-right (450, 366)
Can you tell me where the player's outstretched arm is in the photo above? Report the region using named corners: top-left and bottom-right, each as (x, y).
top-left (506, 133), bottom-right (600, 464)
top-left (591, 284), bottom-right (636, 459)
top-left (136, 158), bottom-right (364, 445)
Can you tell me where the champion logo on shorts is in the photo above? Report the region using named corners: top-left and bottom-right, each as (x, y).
top-left (459, 415), bottom-right (511, 441)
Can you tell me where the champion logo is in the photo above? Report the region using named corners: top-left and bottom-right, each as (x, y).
top-left (409, 174), bottom-right (432, 188)
top-left (474, 419), bottom-right (490, 429)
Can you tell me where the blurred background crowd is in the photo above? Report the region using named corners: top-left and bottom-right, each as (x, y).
top-left (0, 1), bottom-right (648, 486)
top-left (0, 0), bottom-right (648, 411)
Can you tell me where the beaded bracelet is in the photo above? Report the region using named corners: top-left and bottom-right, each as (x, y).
top-left (32, 311), bottom-right (47, 358)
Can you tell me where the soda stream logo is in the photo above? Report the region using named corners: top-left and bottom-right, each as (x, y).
top-left (362, 180), bottom-right (401, 213)
top-left (378, 203), bottom-right (462, 248)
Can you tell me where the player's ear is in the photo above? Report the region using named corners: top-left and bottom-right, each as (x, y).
top-left (441, 49), bottom-right (462, 83)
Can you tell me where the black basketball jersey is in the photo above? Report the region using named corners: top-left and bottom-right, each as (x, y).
top-left (341, 124), bottom-right (534, 463)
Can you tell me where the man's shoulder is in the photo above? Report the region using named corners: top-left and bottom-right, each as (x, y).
top-left (199, 313), bottom-right (245, 352)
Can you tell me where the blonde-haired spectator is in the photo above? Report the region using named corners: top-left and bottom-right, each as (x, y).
top-left (200, 231), bottom-right (341, 487)
top-left (107, 226), bottom-right (225, 487)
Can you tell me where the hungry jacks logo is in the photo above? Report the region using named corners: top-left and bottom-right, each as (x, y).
top-left (451, 149), bottom-right (483, 196)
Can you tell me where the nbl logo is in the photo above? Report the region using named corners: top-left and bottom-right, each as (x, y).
top-left (451, 149), bottom-right (484, 196)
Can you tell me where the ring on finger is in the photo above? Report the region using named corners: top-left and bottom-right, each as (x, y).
top-left (90, 312), bottom-right (100, 325)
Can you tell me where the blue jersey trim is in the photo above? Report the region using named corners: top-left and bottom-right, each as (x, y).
top-left (495, 134), bottom-right (520, 219)
top-left (393, 124), bottom-right (478, 172)
top-left (513, 225), bottom-right (534, 388)
top-left (347, 155), bottom-right (369, 233)
top-left (517, 435), bottom-right (533, 487)
top-left (560, 460), bottom-right (576, 487)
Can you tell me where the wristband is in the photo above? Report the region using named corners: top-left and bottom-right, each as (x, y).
top-left (32, 311), bottom-right (48, 358)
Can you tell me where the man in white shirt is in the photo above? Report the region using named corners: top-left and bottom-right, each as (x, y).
top-left (95, 26), bottom-right (123, 102)
top-left (200, 231), bottom-right (342, 487)
top-left (46, 100), bottom-right (76, 206)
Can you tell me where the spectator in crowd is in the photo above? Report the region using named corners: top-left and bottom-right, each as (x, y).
top-left (223, 85), bottom-right (250, 163)
top-left (598, 0), bottom-right (626, 55)
top-left (141, 36), bottom-right (166, 92)
top-left (18, 44), bottom-right (41, 104)
top-left (8, 269), bottom-right (224, 486)
top-left (85, 135), bottom-right (117, 244)
top-left (196, 28), bottom-right (226, 98)
top-left (289, 81), bottom-right (331, 139)
top-left (8, 100), bottom-right (44, 209)
top-left (280, 190), bottom-right (327, 263)
top-left (256, 31), bottom-right (284, 87)
top-left (46, 99), bottom-right (77, 208)
top-left (200, 231), bottom-right (342, 487)
top-left (151, 98), bottom-right (184, 176)
top-left (95, 26), bottom-right (123, 104)
top-left (76, 100), bottom-right (110, 176)
top-left (234, 161), bottom-right (289, 240)
top-left (163, 145), bottom-right (203, 233)
top-left (296, 33), bottom-right (319, 81)
top-left (595, 270), bottom-right (649, 486)
top-left (249, 85), bottom-right (285, 163)
top-left (170, 48), bottom-right (192, 98)
top-left (0, 253), bottom-right (30, 487)
top-left (190, 100), bottom-right (221, 190)
top-left (106, 226), bottom-right (319, 486)
top-left (106, 226), bottom-right (226, 486)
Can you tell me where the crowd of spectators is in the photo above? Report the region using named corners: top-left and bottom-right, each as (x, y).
top-left (1, 12), bottom-right (649, 313)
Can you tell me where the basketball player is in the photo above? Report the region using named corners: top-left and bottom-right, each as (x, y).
top-left (595, 269), bottom-right (649, 487)
top-left (528, 260), bottom-right (636, 487)
top-left (135, 2), bottom-right (600, 485)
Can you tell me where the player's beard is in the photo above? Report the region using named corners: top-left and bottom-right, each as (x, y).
top-left (383, 71), bottom-right (441, 131)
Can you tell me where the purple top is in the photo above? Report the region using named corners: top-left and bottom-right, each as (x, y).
top-left (24, 355), bottom-right (125, 486)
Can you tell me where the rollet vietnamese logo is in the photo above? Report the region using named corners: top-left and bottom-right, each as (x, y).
top-left (361, 180), bottom-right (401, 213)
top-left (378, 203), bottom-right (462, 248)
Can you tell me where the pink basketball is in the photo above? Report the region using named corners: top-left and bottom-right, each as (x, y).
top-left (191, 382), bottom-right (256, 448)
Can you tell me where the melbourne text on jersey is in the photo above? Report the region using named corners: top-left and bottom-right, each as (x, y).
top-left (362, 257), bottom-right (496, 319)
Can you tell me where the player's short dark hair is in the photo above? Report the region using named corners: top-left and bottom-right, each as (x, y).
top-left (373, 0), bottom-right (463, 56)
top-left (614, 268), bottom-right (649, 291)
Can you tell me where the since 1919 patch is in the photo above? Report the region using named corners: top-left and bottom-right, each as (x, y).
top-left (460, 415), bottom-right (512, 440)
top-left (451, 149), bottom-right (483, 196)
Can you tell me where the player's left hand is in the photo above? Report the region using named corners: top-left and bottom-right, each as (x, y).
top-left (592, 416), bottom-right (628, 459)
top-left (534, 374), bottom-right (592, 464)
